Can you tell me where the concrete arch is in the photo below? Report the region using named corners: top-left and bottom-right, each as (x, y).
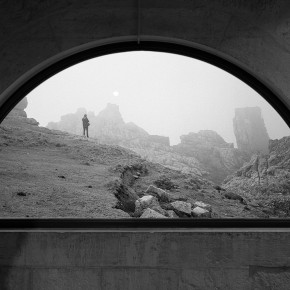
top-left (1, 1), bottom-right (290, 121)
top-left (1, 36), bottom-right (289, 128)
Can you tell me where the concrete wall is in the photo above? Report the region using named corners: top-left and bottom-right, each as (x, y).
top-left (1, 0), bottom-right (290, 111)
top-left (1, 230), bottom-right (290, 290)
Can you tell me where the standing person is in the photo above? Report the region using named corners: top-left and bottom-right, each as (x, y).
top-left (82, 114), bottom-right (90, 138)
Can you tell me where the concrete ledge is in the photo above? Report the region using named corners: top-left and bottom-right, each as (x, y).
top-left (1, 231), bottom-right (290, 289)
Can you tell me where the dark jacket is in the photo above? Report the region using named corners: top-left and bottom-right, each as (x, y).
top-left (82, 116), bottom-right (90, 128)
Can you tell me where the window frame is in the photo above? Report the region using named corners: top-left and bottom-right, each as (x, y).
top-left (0, 38), bottom-right (289, 229)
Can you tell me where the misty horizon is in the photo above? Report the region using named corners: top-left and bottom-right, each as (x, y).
top-left (45, 103), bottom-right (283, 147)
top-left (25, 51), bottom-right (290, 146)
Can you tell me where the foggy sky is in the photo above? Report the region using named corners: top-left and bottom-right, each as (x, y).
top-left (25, 51), bottom-right (290, 146)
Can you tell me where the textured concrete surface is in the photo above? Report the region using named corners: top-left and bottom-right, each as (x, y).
top-left (1, 231), bottom-right (290, 289)
top-left (0, 0), bottom-right (290, 112)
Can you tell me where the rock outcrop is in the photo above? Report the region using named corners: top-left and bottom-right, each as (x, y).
top-left (47, 104), bottom-right (249, 183)
top-left (47, 104), bottom-right (207, 177)
top-left (47, 108), bottom-right (92, 135)
top-left (47, 104), bottom-right (165, 147)
top-left (173, 130), bottom-right (249, 183)
top-left (7, 97), bottom-right (28, 118)
top-left (223, 136), bottom-right (290, 202)
top-left (233, 107), bottom-right (269, 154)
top-left (3, 97), bottom-right (39, 126)
top-left (170, 201), bottom-right (192, 217)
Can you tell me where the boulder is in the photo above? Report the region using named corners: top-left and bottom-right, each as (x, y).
top-left (145, 184), bottom-right (171, 202)
top-left (170, 201), bottom-right (192, 217)
top-left (135, 195), bottom-right (166, 217)
top-left (193, 201), bottom-right (212, 212)
top-left (136, 195), bottom-right (154, 209)
top-left (140, 208), bottom-right (167, 218)
top-left (192, 206), bottom-right (211, 218)
top-left (167, 210), bottom-right (179, 218)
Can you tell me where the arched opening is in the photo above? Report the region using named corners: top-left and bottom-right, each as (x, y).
top-left (0, 39), bottom-right (289, 224)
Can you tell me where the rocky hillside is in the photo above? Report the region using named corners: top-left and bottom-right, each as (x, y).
top-left (47, 103), bottom-right (249, 183)
top-left (223, 136), bottom-right (290, 216)
top-left (0, 103), bottom-right (271, 219)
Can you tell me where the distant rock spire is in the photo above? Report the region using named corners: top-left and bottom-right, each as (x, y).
top-left (96, 103), bottom-right (124, 125)
top-left (233, 107), bottom-right (269, 154)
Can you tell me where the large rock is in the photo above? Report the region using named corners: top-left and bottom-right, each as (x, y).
top-left (167, 210), bottom-right (179, 218)
top-left (46, 104), bottom-right (166, 148)
top-left (135, 195), bottom-right (165, 216)
top-left (192, 206), bottom-right (211, 218)
top-left (193, 201), bottom-right (212, 212)
top-left (178, 130), bottom-right (233, 148)
top-left (140, 208), bottom-right (167, 218)
top-left (170, 201), bottom-right (192, 217)
top-left (136, 195), bottom-right (154, 209)
top-left (6, 97), bottom-right (28, 118)
top-left (47, 107), bottom-right (91, 135)
top-left (4, 97), bottom-right (40, 127)
top-left (233, 107), bottom-right (269, 154)
top-left (145, 185), bottom-right (171, 202)
top-left (173, 130), bottom-right (249, 183)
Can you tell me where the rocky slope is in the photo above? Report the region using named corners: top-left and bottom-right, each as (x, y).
top-left (48, 104), bottom-right (156, 145)
top-left (48, 103), bottom-right (249, 183)
top-left (173, 130), bottom-right (249, 184)
top-left (233, 107), bottom-right (269, 154)
top-left (223, 136), bottom-right (290, 216)
top-left (0, 109), bottom-right (270, 218)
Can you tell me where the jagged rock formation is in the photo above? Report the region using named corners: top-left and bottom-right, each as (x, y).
top-left (47, 104), bottom-right (207, 177)
top-left (173, 130), bottom-right (249, 183)
top-left (47, 104), bottom-right (249, 183)
top-left (233, 107), bottom-right (269, 154)
top-left (223, 136), bottom-right (290, 203)
top-left (0, 111), bottom-right (273, 219)
top-left (7, 97), bottom-right (28, 118)
top-left (3, 97), bottom-right (39, 126)
top-left (48, 104), bottom-right (166, 146)
top-left (47, 108), bottom-right (91, 135)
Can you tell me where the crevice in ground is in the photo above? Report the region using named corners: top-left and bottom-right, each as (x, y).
top-left (111, 162), bottom-right (149, 216)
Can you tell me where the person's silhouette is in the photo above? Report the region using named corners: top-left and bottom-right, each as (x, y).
top-left (82, 114), bottom-right (90, 137)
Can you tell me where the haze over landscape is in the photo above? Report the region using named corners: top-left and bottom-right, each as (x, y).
top-left (25, 51), bottom-right (290, 146)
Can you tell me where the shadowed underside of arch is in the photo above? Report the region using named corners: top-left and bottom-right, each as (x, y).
top-left (0, 37), bottom-right (289, 130)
